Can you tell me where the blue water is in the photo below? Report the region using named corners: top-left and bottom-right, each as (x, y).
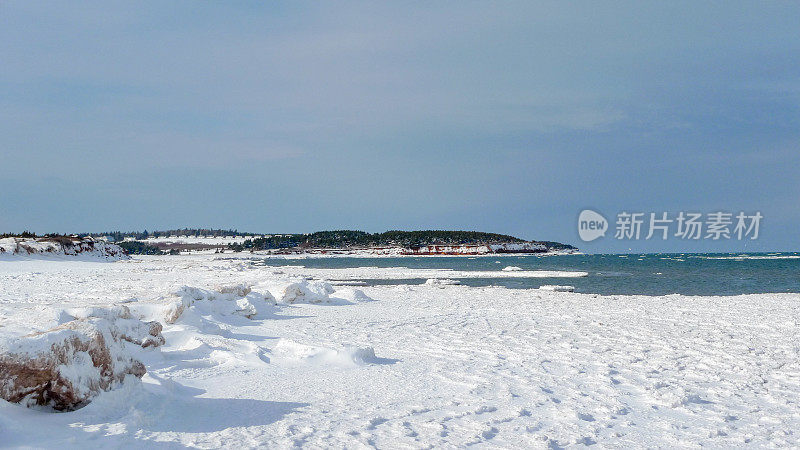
top-left (255, 253), bottom-right (800, 296)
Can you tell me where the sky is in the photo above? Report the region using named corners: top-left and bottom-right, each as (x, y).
top-left (1, 1), bottom-right (799, 253)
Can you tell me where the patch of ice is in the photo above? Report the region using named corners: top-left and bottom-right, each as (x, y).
top-left (425, 278), bottom-right (461, 287)
top-left (330, 280), bottom-right (368, 286)
top-left (538, 285), bottom-right (575, 292)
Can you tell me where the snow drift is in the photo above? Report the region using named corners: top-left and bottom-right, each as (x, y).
top-left (273, 339), bottom-right (382, 366)
top-left (280, 280), bottom-right (336, 304)
top-left (332, 288), bottom-right (375, 303)
top-left (165, 284), bottom-right (277, 323)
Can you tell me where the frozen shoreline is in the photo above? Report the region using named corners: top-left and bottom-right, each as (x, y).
top-left (1, 255), bottom-right (799, 447)
top-left (184, 249), bottom-right (580, 258)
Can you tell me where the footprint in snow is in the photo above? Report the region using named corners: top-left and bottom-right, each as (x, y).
top-left (367, 417), bottom-right (388, 429)
top-left (481, 426), bottom-right (499, 440)
top-left (475, 405), bottom-right (497, 414)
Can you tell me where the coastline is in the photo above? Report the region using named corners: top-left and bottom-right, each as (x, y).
top-left (214, 249), bottom-right (580, 259)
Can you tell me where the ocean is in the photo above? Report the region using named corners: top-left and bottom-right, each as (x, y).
top-left (256, 252), bottom-right (800, 296)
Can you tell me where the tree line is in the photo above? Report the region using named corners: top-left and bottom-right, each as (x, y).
top-left (226, 230), bottom-right (574, 252)
top-left (83, 228), bottom-right (260, 241)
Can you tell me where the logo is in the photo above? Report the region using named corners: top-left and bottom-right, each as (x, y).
top-left (578, 209), bottom-right (608, 242)
top-left (576, 209), bottom-right (762, 242)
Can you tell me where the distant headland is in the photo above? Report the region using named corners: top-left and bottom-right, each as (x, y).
top-left (75, 229), bottom-right (578, 256)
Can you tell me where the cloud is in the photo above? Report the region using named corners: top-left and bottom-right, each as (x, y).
top-left (1, 1), bottom-right (799, 250)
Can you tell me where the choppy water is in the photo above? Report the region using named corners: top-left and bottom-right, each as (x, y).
top-left (257, 253), bottom-right (800, 296)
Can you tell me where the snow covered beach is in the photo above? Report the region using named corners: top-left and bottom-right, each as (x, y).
top-left (2, 255), bottom-right (800, 448)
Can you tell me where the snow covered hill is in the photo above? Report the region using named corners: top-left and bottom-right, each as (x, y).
top-left (0, 237), bottom-right (128, 261)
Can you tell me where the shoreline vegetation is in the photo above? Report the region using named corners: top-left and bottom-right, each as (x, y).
top-left (3, 229), bottom-right (577, 256)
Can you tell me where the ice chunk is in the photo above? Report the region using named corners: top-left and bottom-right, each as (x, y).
top-left (280, 280), bottom-right (335, 304)
top-left (0, 315), bottom-right (163, 410)
top-left (538, 285), bottom-right (575, 292)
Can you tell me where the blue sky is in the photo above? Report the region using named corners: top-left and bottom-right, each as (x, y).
top-left (1, 2), bottom-right (798, 252)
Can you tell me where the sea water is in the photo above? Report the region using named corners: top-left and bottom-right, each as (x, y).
top-left (256, 253), bottom-right (800, 296)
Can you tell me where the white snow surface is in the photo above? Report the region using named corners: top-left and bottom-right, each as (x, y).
top-left (1, 255), bottom-right (800, 447)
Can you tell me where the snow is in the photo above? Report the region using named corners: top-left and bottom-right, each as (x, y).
top-left (279, 280), bottom-right (336, 304)
top-left (490, 243), bottom-right (548, 252)
top-left (1, 255), bottom-right (800, 447)
top-left (254, 245), bottom-right (576, 257)
top-left (272, 340), bottom-right (383, 367)
top-left (0, 237), bottom-right (127, 261)
top-left (248, 263), bottom-right (589, 280)
top-left (425, 278), bottom-right (461, 286)
top-left (399, 242), bottom-right (551, 255)
top-left (538, 285), bottom-right (576, 292)
top-left (143, 236), bottom-right (252, 245)
top-left (0, 313), bottom-right (160, 410)
top-left (331, 288), bottom-right (375, 303)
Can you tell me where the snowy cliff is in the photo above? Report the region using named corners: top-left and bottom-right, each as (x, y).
top-left (403, 242), bottom-right (550, 255)
top-left (0, 237), bottom-right (129, 261)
